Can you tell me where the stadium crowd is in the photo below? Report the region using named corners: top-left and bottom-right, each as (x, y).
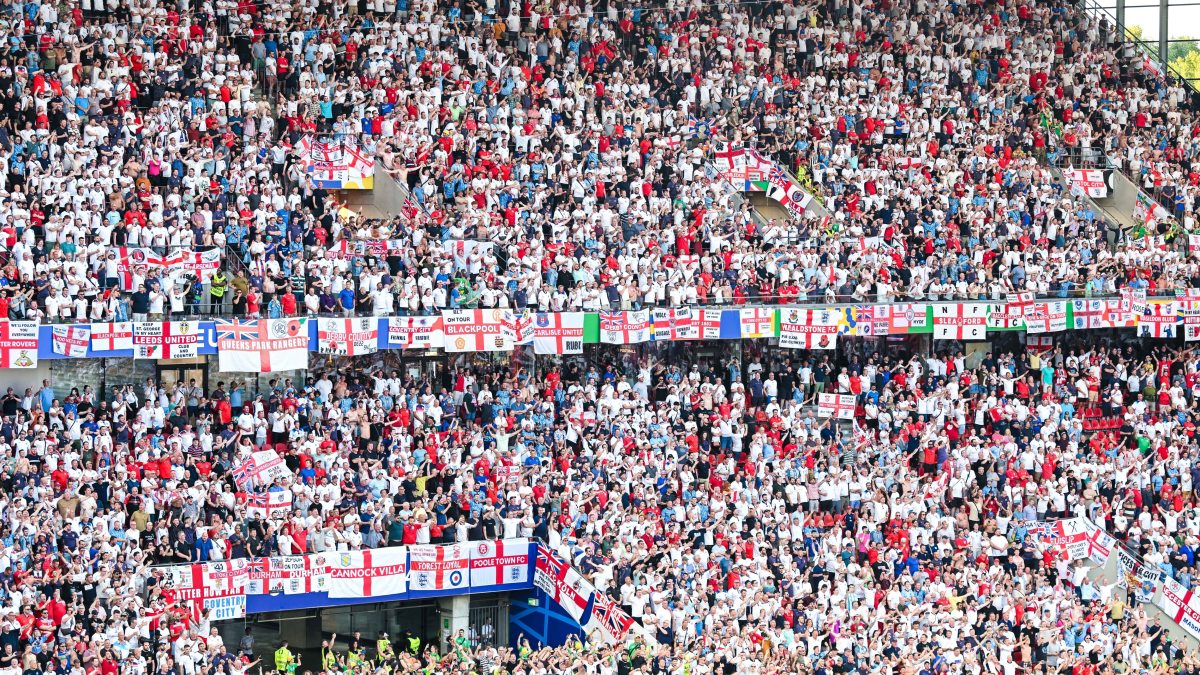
top-left (2, 0), bottom-right (1193, 324)
top-left (3, 0), bottom-right (1200, 674)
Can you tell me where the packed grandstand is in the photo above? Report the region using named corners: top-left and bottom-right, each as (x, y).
top-left (4, 0), bottom-right (1200, 673)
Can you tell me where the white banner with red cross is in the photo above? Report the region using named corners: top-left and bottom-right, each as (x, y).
top-left (316, 317), bottom-right (379, 356)
top-left (217, 319), bottom-right (309, 372)
top-left (933, 303), bottom-right (987, 340)
top-left (248, 553), bottom-right (332, 595)
top-left (533, 313), bottom-right (584, 354)
top-left (51, 325), bottom-right (90, 357)
top-left (387, 316), bottom-right (445, 350)
top-left (328, 547), bottom-right (408, 598)
top-left (468, 538), bottom-right (530, 589)
top-left (443, 309), bottom-right (512, 352)
top-left (408, 543), bottom-right (470, 592)
top-left (1136, 301), bottom-right (1179, 338)
top-left (817, 393), bottom-right (857, 420)
top-left (89, 322), bottom-right (133, 352)
top-left (133, 321), bottom-right (202, 359)
top-left (779, 308), bottom-right (839, 350)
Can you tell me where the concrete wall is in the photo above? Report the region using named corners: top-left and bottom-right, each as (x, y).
top-left (337, 170), bottom-right (412, 221)
top-left (1094, 168), bottom-right (1139, 228)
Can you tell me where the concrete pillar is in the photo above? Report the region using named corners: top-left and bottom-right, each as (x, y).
top-left (1159, 0), bottom-right (1169, 72)
top-left (437, 595), bottom-right (470, 653)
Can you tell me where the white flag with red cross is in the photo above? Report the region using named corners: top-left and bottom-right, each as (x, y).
top-left (316, 317), bottom-right (378, 356)
top-left (503, 310), bottom-right (535, 345)
top-left (240, 490), bottom-right (293, 520)
top-left (933, 303), bottom-right (986, 340)
top-left (89, 322), bottom-right (133, 352)
top-left (112, 247), bottom-right (161, 290)
top-left (163, 248), bottom-right (222, 283)
top-left (1137, 301), bottom-right (1180, 338)
top-left (1024, 301), bottom-right (1069, 334)
top-left (133, 321), bottom-right (202, 359)
top-left (779, 308), bottom-right (839, 350)
top-left (468, 539), bottom-right (531, 589)
top-left (51, 325), bottom-right (90, 357)
top-left (817, 393), bottom-right (857, 420)
top-left (328, 547), bottom-right (408, 598)
top-left (388, 316), bottom-right (445, 350)
top-left (217, 319), bottom-right (309, 372)
top-left (651, 307), bottom-right (696, 341)
top-left (888, 303), bottom-right (929, 333)
top-left (533, 313), bottom-right (584, 354)
top-left (443, 309), bottom-right (512, 352)
top-left (693, 309), bottom-right (726, 339)
top-left (739, 308), bottom-right (776, 339)
top-left (409, 544), bottom-right (471, 592)
top-left (1072, 300), bottom-right (1106, 330)
top-left (248, 553), bottom-right (331, 595)
top-left (0, 321), bottom-right (38, 368)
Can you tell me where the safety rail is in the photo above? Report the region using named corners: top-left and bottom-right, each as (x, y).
top-left (23, 288), bottom-right (1198, 325)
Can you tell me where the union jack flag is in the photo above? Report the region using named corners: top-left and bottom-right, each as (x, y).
top-left (232, 457), bottom-right (258, 485)
top-left (688, 115), bottom-right (715, 137)
top-left (768, 164), bottom-right (790, 191)
top-left (216, 319), bottom-right (259, 341)
top-left (599, 311), bottom-right (623, 331)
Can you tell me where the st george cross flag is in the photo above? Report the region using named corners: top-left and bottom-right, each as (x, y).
top-left (163, 248), bottom-right (222, 282)
top-left (739, 308), bottom-right (776, 338)
top-left (89, 322), bottom-right (133, 352)
top-left (933, 304), bottom-right (987, 340)
top-left (316, 317), bottom-right (378, 356)
top-left (51, 325), bottom-right (90, 357)
top-left (468, 539), bottom-right (530, 589)
top-left (409, 544), bottom-right (471, 592)
top-left (987, 292), bottom-right (1031, 329)
top-left (217, 319), bottom-right (309, 372)
top-left (868, 305), bottom-right (893, 336)
top-left (1024, 301), bottom-right (1069, 334)
top-left (1066, 168), bottom-right (1110, 198)
top-left (134, 322), bottom-right (202, 359)
top-left (387, 316), bottom-right (445, 350)
top-left (241, 490), bottom-right (292, 520)
top-left (1027, 336), bottom-right (1054, 352)
top-left (503, 310), bottom-right (535, 345)
top-left (599, 310), bottom-right (651, 344)
top-left (1072, 299), bottom-right (1106, 330)
top-left (889, 303), bottom-right (929, 333)
top-left (533, 313), bottom-right (584, 354)
top-left (817, 393), bottom-right (857, 419)
top-left (694, 310), bottom-right (726, 339)
top-left (1137, 302), bottom-right (1180, 338)
top-left (112, 247), bottom-right (161, 290)
top-left (443, 309), bottom-right (511, 352)
top-left (1105, 299), bottom-right (1136, 328)
top-left (651, 308), bottom-right (696, 341)
top-left (248, 553), bottom-right (332, 595)
top-left (1180, 301), bottom-right (1200, 342)
top-left (987, 303), bottom-right (1025, 330)
top-left (778, 308), bottom-right (839, 350)
top-left (328, 547), bottom-right (408, 598)
top-left (0, 322), bottom-right (38, 368)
